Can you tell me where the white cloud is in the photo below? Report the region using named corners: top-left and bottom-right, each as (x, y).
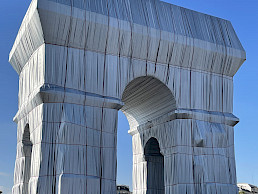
top-left (0, 186), bottom-right (12, 194)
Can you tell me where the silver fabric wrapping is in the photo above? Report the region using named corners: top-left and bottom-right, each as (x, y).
top-left (9, 0), bottom-right (245, 193)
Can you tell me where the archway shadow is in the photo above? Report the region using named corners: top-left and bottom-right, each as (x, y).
top-left (22, 124), bottom-right (32, 194)
top-left (144, 137), bottom-right (165, 194)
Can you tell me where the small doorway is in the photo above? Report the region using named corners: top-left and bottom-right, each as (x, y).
top-left (144, 137), bottom-right (165, 194)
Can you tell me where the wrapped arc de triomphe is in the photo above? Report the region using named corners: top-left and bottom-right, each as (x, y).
top-left (9, 0), bottom-right (246, 193)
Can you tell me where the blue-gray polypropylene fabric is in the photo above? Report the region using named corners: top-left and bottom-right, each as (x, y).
top-left (49, 0), bottom-right (244, 50)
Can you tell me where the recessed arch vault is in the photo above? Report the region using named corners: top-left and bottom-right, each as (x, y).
top-left (121, 76), bottom-right (177, 129)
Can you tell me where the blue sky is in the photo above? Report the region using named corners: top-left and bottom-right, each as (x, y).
top-left (0, 0), bottom-right (257, 193)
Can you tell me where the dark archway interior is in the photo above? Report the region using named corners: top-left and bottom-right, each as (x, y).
top-left (121, 76), bottom-right (176, 129)
top-left (144, 137), bottom-right (165, 194)
top-left (22, 124), bottom-right (32, 194)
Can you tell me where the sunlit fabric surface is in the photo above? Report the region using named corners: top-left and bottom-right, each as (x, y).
top-left (9, 0), bottom-right (245, 193)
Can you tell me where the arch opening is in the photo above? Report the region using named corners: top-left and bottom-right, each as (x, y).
top-left (121, 76), bottom-right (176, 129)
top-left (22, 124), bottom-right (32, 194)
top-left (144, 137), bottom-right (164, 194)
top-left (117, 111), bottom-right (133, 191)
